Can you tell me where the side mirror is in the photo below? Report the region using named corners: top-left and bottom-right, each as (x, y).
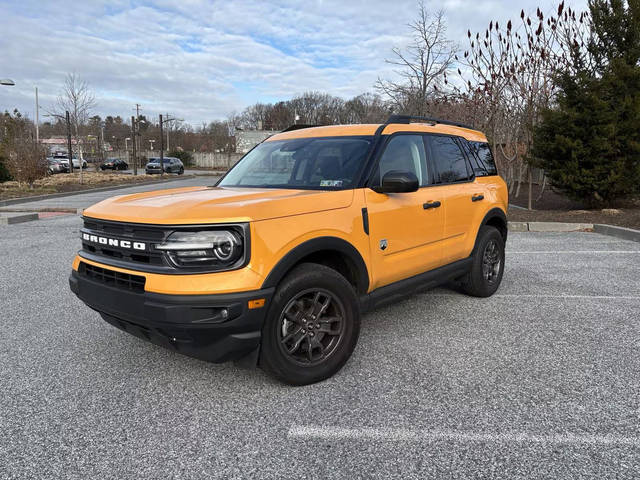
top-left (374, 170), bottom-right (419, 193)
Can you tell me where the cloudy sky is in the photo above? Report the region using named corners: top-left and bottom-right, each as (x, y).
top-left (0, 0), bottom-right (587, 126)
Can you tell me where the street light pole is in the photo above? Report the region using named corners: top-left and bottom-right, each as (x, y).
top-left (66, 111), bottom-right (73, 174)
top-left (35, 87), bottom-right (39, 143)
top-left (131, 116), bottom-right (138, 176)
top-left (159, 114), bottom-right (164, 177)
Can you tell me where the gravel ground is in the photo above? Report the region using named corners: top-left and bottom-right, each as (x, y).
top-left (1, 218), bottom-right (639, 479)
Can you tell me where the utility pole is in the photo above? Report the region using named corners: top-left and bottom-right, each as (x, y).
top-left (100, 123), bottom-right (105, 164)
top-left (135, 103), bottom-right (141, 160)
top-left (163, 114), bottom-right (182, 154)
top-left (159, 114), bottom-right (164, 176)
top-left (66, 111), bottom-right (73, 173)
top-left (131, 116), bottom-right (137, 175)
top-left (35, 87), bottom-right (39, 142)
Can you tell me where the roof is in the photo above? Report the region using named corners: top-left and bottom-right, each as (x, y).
top-left (267, 122), bottom-right (487, 143)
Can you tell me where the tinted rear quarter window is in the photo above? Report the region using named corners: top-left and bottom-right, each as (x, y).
top-left (427, 135), bottom-right (470, 183)
top-left (468, 141), bottom-right (498, 176)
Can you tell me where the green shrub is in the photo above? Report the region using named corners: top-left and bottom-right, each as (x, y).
top-left (168, 150), bottom-right (194, 167)
top-left (0, 156), bottom-right (12, 182)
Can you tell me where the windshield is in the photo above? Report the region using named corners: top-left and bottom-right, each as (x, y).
top-left (219, 136), bottom-right (372, 189)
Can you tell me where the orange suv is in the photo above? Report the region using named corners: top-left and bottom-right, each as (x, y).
top-left (69, 115), bottom-right (508, 385)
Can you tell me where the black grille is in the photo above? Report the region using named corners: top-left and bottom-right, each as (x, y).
top-left (79, 262), bottom-right (146, 292)
top-left (81, 218), bottom-right (169, 268)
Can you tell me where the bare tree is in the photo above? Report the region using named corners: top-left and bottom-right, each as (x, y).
top-left (1, 110), bottom-right (47, 188)
top-left (457, 2), bottom-right (589, 209)
top-left (51, 73), bottom-right (96, 184)
top-left (376, 2), bottom-right (457, 114)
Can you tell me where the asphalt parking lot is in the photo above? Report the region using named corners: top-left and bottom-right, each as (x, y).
top-left (1, 213), bottom-right (639, 478)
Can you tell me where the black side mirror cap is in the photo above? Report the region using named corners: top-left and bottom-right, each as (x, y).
top-left (373, 170), bottom-right (419, 193)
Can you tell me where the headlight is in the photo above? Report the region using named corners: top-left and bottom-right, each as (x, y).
top-left (156, 229), bottom-right (245, 269)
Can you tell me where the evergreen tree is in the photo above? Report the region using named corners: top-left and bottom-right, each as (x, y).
top-left (533, 0), bottom-right (640, 206)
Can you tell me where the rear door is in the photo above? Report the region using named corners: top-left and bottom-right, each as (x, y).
top-left (425, 135), bottom-right (486, 264)
top-left (364, 134), bottom-right (445, 289)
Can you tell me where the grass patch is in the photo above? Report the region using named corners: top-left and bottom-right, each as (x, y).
top-left (0, 172), bottom-right (177, 200)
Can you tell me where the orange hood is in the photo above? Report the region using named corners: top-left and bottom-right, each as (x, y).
top-left (82, 186), bottom-right (355, 224)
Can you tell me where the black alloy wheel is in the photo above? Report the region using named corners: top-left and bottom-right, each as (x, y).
top-left (277, 289), bottom-right (346, 366)
top-left (482, 239), bottom-right (502, 285)
top-left (260, 263), bottom-right (360, 385)
top-left (459, 225), bottom-right (505, 297)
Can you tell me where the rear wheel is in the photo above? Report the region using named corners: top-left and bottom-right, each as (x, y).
top-left (460, 225), bottom-right (505, 297)
top-left (260, 263), bottom-right (360, 385)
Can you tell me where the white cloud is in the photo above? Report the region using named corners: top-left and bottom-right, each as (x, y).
top-left (0, 0), bottom-right (588, 125)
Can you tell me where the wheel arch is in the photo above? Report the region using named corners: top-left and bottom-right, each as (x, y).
top-left (477, 207), bottom-right (508, 245)
top-left (261, 236), bottom-right (370, 294)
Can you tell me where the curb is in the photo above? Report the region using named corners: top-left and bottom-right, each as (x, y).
top-left (508, 221), bottom-right (640, 242)
top-left (0, 175), bottom-right (198, 207)
top-left (0, 206), bottom-right (82, 214)
top-left (507, 221), bottom-right (593, 232)
top-left (0, 212), bottom-right (39, 225)
top-left (593, 224), bottom-right (640, 243)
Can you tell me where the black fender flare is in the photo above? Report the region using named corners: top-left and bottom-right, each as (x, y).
top-left (476, 207), bottom-right (508, 246)
top-left (261, 236), bottom-right (370, 293)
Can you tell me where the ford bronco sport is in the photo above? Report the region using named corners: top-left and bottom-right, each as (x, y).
top-left (69, 115), bottom-right (508, 385)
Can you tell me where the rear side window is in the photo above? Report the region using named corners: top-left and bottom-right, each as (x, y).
top-left (468, 141), bottom-right (498, 176)
top-left (426, 135), bottom-right (470, 183)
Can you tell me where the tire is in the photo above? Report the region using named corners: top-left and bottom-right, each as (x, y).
top-left (259, 263), bottom-right (360, 385)
top-left (460, 225), bottom-right (505, 297)
top-left (178, 167), bottom-right (184, 175)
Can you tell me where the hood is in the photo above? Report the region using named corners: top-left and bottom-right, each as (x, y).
top-left (82, 186), bottom-right (355, 224)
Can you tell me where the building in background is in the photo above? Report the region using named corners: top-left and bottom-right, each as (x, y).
top-left (235, 129), bottom-right (277, 153)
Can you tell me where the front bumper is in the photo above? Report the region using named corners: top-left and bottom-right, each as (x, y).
top-left (69, 269), bottom-right (274, 363)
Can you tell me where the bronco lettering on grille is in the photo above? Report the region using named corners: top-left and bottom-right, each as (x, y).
top-left (82, 232), bottom-right (146, 251)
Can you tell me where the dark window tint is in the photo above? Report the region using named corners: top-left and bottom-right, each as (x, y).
top-left (219, 137), bottom-right (372, 189)
top-left (468, 141), bottom-right (498, 176)
top-left (427, 136), bottom-right (470, 183)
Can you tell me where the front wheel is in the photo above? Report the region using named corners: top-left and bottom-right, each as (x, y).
top-left (260, 263), bottom-right (360, 385)
top-left (178, 167), bottom-right (184, 175)
top-left (460, 225), bottom-right (505, 297)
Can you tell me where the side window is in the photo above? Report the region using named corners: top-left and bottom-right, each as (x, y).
top-left (427, 135), bottom-right (471, 183)
top-left (469, 141), bottom-right (498, 176)
top-left (377, 135), bottom-right (429, 187)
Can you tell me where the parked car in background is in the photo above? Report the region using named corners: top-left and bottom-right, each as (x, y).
top-left (101, 158), bottom-right (129, 171)
top-left (47, 157), bottom-right (66, 174)
top-left (145, 157), bottom-right (184, 175)
top-left (55, 154), bottom-right (88, 170)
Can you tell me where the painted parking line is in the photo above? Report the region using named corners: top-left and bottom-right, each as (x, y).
top-left (422, 293), bottom-right (640, 300)
top-left (506, 250), bottom-right (640, 254)
top-left (288, 425), bottom-right (640, 447)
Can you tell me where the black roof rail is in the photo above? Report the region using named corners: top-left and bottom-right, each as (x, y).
top-left (280, 124), bottom-right (320, 132)
top-left (385, 114), bottom-right (473, 130)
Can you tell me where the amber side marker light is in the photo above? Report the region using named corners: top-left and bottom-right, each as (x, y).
top-left (248, 298), bottom-right (266, 309)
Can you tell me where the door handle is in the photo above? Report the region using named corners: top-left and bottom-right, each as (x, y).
top-left (423, 201), bottom-right (441, 209)
top-left (471, 194), bottom-right (484, 202)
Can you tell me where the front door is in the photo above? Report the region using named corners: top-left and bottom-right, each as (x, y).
top-left (425, 135), bottom-right (484, 263)
top-left (364, 134), bottom-right (446, 290)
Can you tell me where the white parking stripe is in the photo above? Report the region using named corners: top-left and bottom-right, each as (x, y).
top-left (423, 293), bottom-right (640, 300)
top-left (288, 426), bottom-right (640, 447)
top-left (507, 251), bottom-right (640, 254)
